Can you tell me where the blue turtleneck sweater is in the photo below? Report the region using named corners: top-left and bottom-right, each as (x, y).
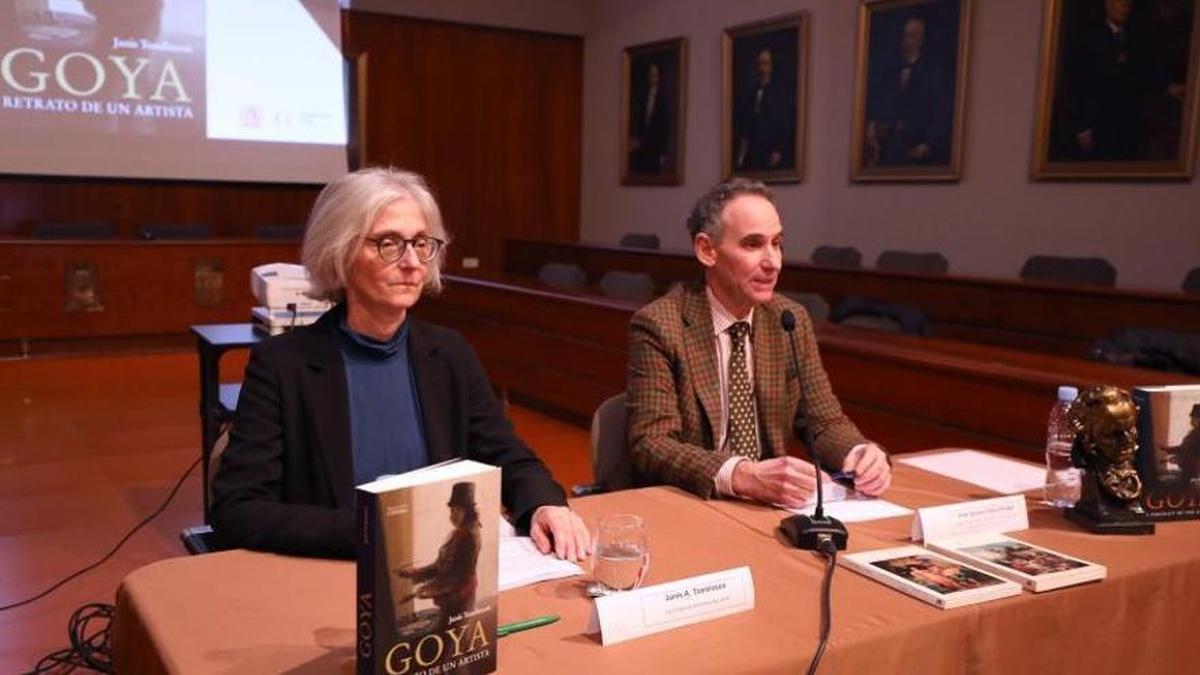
top-left (337, 311), bottom-right (429, 485)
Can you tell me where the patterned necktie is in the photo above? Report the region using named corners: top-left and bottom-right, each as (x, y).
top-left (726, 321), bottom-right (760, 460)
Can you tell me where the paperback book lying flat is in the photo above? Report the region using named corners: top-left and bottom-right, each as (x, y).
top-left (926, 533), bottom-right (1106, 592)
top-left (841, 545), bottom-right (1021, 609)
top-left (357, 460), bottom-right (501, 675)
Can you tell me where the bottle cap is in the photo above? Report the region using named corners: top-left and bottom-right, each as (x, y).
top-left (1057, 385), bottom-right (1079, 402)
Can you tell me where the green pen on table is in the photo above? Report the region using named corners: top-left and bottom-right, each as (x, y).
top-left (497, 614), bottom-right (559, 637)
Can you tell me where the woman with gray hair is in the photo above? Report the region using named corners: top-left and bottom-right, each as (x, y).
top-left (213, 167), bottom-right (591, 560)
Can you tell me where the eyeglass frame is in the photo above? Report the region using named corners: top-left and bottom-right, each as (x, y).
top-left (362, 234), bottom-right (446, 264)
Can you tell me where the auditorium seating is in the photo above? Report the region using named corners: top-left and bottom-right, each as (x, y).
top-left (831, 295), bottom-right (932, 336)
top-left (1183, 266), bottom-right (1200, 294)
top-left (1020, 255), bottom-right (1117, 287)
top-left (599, 270), bottom-right (656, 302)
top-left (139, 223), bottom-right (214, 240)
top-left (875, 250), bottom-right (949, 276)
top-left (811, 245), bottom-right (863, 269)
top-left (781, 291), bottom-right (830, 323)
top-left (537, 262), bottom-right (587, 290)
top-left (30, 221), bottom-right (116, 239)
top-left (618, 233), bottom-right (661, 250)
top-left (253, 224), bottom-right (305, 240)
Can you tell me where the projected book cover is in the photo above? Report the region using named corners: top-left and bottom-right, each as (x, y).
top-left (1134, 385), bottom-right (1200, 521)
top-left (2, 0), bottom-right (206, 134)
top-left (357, 461), bottom-right (500, 675)
top-left (1, 0), bottom-right (347, 182)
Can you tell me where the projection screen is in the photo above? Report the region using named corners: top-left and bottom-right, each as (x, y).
top-left (0, 0), bottom-right (349, 183)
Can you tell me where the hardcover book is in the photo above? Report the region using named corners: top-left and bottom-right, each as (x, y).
top-left (841, 545), bottom-right (1021, 609)
top-left (357, 460), bottom-right (500, 675)
top-left (1133, 385), bottom-right (1200, 521)
top-left (926, 533), bottom-right (1106, 592)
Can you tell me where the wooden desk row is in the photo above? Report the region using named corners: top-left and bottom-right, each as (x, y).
top-left (420, 274), bottom-right (1193, 458)
top-left (502, 238), bottom-right (1200, 358)
top-left (0, 239), bottom-right (299, 354)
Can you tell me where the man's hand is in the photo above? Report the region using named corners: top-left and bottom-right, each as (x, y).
top-left (842, 444), bottom-right (891, 496)
top-left (1076, 129), bottom-right (1095, 155)
top-left (731, 456), bottom-right (823, 507)
top-left (530, 505), bottom-right (591, 562)
top-left (907, 142), bottom-right (931, 160)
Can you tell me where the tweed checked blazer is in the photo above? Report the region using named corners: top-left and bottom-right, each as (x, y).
top-left (626, 283), bottom-right (868, 498)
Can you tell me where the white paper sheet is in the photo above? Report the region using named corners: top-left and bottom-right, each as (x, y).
top-left (898, 449), bottom-right (1045, 494)
top-left (498, 535), bottom-right (583, 592)
top-left (785, 497), bottom-right (913, 523)
top-left (780, 480), bottom-right (913, 522)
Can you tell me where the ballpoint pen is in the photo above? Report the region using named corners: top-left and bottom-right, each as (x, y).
top-left (498, 614), bottom-right (560, 637)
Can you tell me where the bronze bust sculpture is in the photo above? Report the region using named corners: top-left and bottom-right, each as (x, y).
top-left (1066, 385), bottom-right (1155, 535)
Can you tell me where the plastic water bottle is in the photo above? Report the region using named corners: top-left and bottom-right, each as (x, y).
top-left (1044, 386), bottom-right (1081, 507)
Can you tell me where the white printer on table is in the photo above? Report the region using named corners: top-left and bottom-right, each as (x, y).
top-left (250, 263), bottom-right (332, 335)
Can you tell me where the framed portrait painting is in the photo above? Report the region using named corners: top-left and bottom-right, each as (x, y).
top-left (850, 0), bottom-right (973, 181)
top-left (1032, 0), bottom-right (1199, 179)
top-left (723, 13), bottom-right (808, 183)
top-left (621, 37), bottom-right (688, 186)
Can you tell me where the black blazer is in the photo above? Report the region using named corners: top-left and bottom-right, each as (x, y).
top-left (211, 309), bottom-right (567, 558)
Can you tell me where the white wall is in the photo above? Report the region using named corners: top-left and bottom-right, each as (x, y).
top-left (579, 0), bottom-right (1200, 292)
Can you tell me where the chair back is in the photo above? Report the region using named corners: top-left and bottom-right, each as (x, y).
top-left (831, 295), bottom-right (932, 336)
top-left (31, 221), bottom-right (116, 239)
top-left (811, 245), bottom-right (863, 269)
top-left (590, 393), bottom-right (633, 491)
top-left (600, 270), bottom-right (656, 302)
top-left (253, 224), bottom-right (304, 240)
top-left (1182, 267), bottom-right (1200, 294)
top-left (618, 233), bottom-right (661, 250)
top-left (537, 262), bottom-right (587, 290)
top-left (140, 222), bottom-right (214, 240)
top-left (781, 291), bottom-right (831, 324)
top-left (876, 250), bottom-right (949, 276)
top-left (1020, 255), bottom-right (1116, 287)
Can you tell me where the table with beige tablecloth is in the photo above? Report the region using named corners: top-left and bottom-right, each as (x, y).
top-left (112, 454), bottom-right (1200, 674)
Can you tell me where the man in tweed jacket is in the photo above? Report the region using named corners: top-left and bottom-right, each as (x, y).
top-left (626, 179), bottom-right (891, 505)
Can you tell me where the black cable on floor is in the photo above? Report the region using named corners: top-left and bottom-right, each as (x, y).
top-left (0, 456), bottom-right (199, 613)
top-left (21, 603), bottom-right (114, 674)
top-left (6, 457), bottom-right (200, 673)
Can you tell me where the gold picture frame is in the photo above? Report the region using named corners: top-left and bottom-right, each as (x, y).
top-left (621, 37), bottom-right (688, 186)
top-left (1031, 0), bottom-right (1199, 179)
top-left (850, 0), bottom-right (973, 182)
top-left (722, 13), bottom-right (808, 183)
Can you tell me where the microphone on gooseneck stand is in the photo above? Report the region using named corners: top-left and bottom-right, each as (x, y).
top-left (777, 310), bottom-right (848, 553)
top-left (778, 309), bottom-right (845, 675)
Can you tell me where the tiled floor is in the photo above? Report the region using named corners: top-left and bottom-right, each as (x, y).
top-left (0, 351), bottom-right (589, 673)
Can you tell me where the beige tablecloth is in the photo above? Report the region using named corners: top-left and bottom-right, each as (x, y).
top-left (113, 456), bottom-right (1200, 674)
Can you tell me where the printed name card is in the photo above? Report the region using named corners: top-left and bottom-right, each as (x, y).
top-left (911, 495), bottom-right (1029, 543)
top-left (585, 567), bottom-right (755, 645)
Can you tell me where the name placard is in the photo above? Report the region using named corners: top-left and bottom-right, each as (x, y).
top-left (911, 495), bottom-right (1028, 543)
top-left (585, 567), bottom-right (755, 645)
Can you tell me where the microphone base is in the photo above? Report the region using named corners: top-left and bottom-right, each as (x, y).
top-left (780, 514), bottom-right (849, 551)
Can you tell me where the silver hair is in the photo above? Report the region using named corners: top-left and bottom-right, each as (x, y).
top-left (302, 167), bottom-right (450, 302)
top-left (686, 178), bottom-right (774, 241)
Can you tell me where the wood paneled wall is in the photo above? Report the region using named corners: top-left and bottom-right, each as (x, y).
top-left (343, 12), bottom-right (583, 270)
top-left (0, 12), bottom-right (583, 272)
top-left (0, 178), bottom-right (317, 238)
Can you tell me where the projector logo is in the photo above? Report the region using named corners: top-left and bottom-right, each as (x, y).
top-left (0, 48), bottom-right (191, 102)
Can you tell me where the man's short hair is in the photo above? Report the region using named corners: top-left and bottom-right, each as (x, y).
top-left (686, 178), bottom-right (774, 241)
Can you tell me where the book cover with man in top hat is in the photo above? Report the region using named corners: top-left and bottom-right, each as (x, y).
top-left (357, 461), bottom-right (500, 675)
